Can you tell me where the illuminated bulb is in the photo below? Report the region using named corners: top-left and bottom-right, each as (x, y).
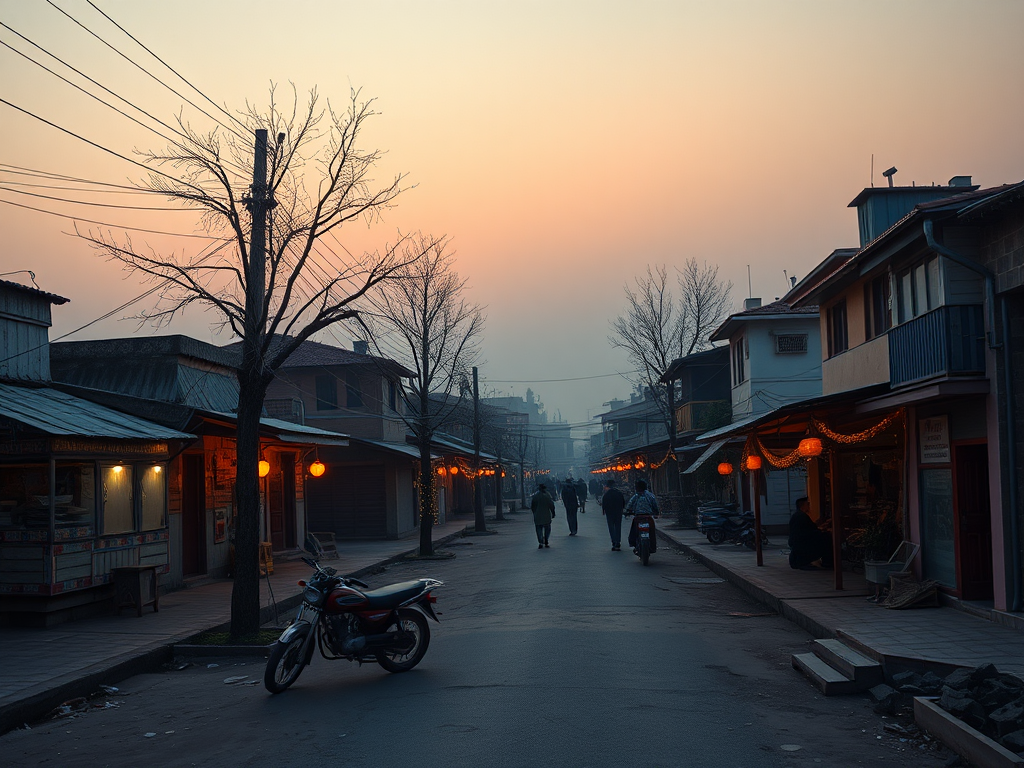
top-left (309, 460), bottom-right (326, 478)
top-left (112, 465), bottom-right (124, 474)
top-left (153, 465), bottom-right (162, 474)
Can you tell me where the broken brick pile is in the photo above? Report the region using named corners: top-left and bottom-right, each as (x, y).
top-left (870, 663), bottom-right (1024, 755)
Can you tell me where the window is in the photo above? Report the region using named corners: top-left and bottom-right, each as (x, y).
top-left (315, 374), bottom-right (337, 410)
top-left (345, 372), bottom-right (363, 408)
top-left (141, 465), bottom-right (166, 531)
top-left (731, 337), bottom-right (746, 385)
top-left (896, 257), bottom-right (939, 324)
top-left (827, 300), bottom-right (848, 357)
top-left (864, 275), bottom-right (892, 340)
top-left (388, 380), bottom-right (398, 411)
top-left (774, 334), bottom-right (808, 354)
top-left (102, 464), bottom-right (134, 534)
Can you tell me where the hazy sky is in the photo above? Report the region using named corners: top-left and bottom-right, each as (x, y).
top-left (3, 1), bottom-right (1023, 431)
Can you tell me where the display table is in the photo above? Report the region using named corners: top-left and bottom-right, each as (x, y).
top-left (113, 565), bottom-right (159, 617)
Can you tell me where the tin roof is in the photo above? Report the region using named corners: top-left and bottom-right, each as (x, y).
top-left (0, 382), bottom-right (194, 440)
top-left (221, 338), bottom-right (416, 379)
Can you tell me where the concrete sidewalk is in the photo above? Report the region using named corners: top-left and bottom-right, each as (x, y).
top-left (0, 517), bottom-right (473, 733)
top-left (657, 523), bottom-right (1024, 679)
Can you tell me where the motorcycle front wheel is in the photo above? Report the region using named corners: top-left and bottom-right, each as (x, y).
top-left (707, 528), bottom-right (725, 545)
top-left (639, 537), bottom-right (651, 566)
top-left (376, 608), bottom-right (430, 673)
top-left (264, 626), bottom-right (311, 693)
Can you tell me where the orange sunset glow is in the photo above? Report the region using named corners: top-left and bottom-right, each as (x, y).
top-left (2, 0), bottom-right (1023, 425)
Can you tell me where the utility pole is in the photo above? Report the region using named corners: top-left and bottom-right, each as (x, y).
top-left (472, 366), bottom-right (486, 532)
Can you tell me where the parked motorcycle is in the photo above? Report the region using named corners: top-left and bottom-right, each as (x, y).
top-left (264, 557), bottom-right (443, 693)
top-left (697, 507), bottom-right (767, 549)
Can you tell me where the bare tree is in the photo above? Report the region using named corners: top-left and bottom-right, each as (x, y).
top-left (608, 260), bottom-right (731, 491)
top-left (355, 236), bottom-right (485, 556)
top-left (81, 87), bottom-right (426, 638)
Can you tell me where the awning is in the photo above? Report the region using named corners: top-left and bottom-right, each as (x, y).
top-left (351, 437), bottom-right (438, 460)
top-left (259, 417), bottom-right (349, 446)
top-left (0, 383), bottom-right (194, 441)
top-left (682, 439), bottom-right (729, 475)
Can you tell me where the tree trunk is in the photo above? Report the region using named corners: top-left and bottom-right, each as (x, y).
top-left (230, 374), bottom-right (267, 639)
top-left (417, 427), bottom-right (434, 557)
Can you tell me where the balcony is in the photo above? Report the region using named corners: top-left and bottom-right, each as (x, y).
top-left (675, 400), bottom-right (730, 434)
top-left (888, 305), bottom-right (985, 387)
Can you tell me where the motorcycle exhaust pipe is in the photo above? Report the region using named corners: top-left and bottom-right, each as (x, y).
top-left (341, 631), bottom-right (409, 654)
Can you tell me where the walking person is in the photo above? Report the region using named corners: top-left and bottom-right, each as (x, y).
top-left (561, 479), bottom-right (580, 535)
top-left (575, 478), bottom-right (588, 513)
top-left (601, 478), bottom-right (626, 551)
top-left (530, 483), bottom-right (556, 548)
top-left (626, 479), bottom-right (660, 551)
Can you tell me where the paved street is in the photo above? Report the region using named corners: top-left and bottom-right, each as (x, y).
top-left (0, 513), bottom-right (953, 768)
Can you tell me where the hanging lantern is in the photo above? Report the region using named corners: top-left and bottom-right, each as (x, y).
top-left (745, 455), bottom-right (762, 471)
top-left (635, 459), bottom-right (646, 469)
top-left (258, 459), bottom-right (271, 478)
top-left (798, 438), bottom-right (823, 458)
top-left (717, 462), bottom-right (733, 476)
top-left (309, 460), bottom-right (326, 478)
top-left (437, 466), bottom-right (447, 476)
top-left (449, 465), bottom-right (459, 475)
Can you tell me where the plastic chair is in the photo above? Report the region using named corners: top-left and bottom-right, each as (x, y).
top-left (307, 531), bottom-right (339, 560)
top-left (865, 540), bottom-right (920, 601)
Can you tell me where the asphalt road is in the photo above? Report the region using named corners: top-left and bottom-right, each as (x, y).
top-left (0, 513), bottom-right (955, 768)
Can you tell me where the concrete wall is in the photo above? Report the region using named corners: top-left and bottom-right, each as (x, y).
top-left (823, 334), bottom-right (890, 395)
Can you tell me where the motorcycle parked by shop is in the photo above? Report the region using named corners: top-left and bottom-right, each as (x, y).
top-left (264, 557), bottom-right (443, 693)
top-left (697, 507), bottom-right (767, 549)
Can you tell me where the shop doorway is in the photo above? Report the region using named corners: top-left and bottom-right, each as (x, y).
top-left (181, 453), bottom-right (207, 577)
top-left (954, 442), bottom-right (993, 601)
top-left (268, 453), bottom-right (297, 551)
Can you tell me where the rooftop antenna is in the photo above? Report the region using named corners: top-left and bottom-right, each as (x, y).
top-left (747, 265), bottom-right (752, 298)
top-left (871, 153), bottom-right (874, 187)
top-left (783, 269), bottom-right (790, 291)
top-left (882, 166), bottom-right (898, 188)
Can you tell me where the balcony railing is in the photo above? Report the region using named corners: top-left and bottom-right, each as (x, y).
top-left (888, 304), bottom-right (985, 387)
top-left (675, 400), bottom-right (730, 434)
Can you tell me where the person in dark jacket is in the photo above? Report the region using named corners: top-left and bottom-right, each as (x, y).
top-left (788, 497), bottom-right (833, 569)
top-left (530, 484), bottom-right (556, 548)
top-left (561, 480), bottom-right (580, 535)
top-left (600, 479), bottom-right (626, 551)
top-left (575, 478), bottom-right (588, 513)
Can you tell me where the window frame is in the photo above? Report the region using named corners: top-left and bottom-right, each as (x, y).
top-left (315, 374), bottom-right (338, 411)
top-left (827, 299), bottom-right (849, 358)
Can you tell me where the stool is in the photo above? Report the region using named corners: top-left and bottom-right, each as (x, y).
top-left (113, 565), bottom-right (159, 617)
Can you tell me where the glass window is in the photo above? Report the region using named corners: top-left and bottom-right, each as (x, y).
top-left (315, 374), bottom-right (338, 410)
top-left (55, 462), bottom-right (96, 530)
top-left (926, 258), bottom-right (941, 310)
top-left (914, 263), bottom-right (929, 314)
top-left (141, 465), bottom-right (166, 531)
top-left (898, 270), bottom-right (913, 323)
top-left (102, 464), bottom-right (134, 534)
top-left (0, 463), bottom-right (49, 529)
top-left (920, 468), bottom-right (956, 588)
top-left (732, 337), bottom-right (745, 384)
top-left (346, 372), bottom-right (363, 408)
top-left (827, 300), bottom-right (848, 357)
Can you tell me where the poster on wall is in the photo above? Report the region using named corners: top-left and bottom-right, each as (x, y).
top-left (919, 415), bottom-right (951, 464)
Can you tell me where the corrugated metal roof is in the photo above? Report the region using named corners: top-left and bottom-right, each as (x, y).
top-left (0, 279), bottom-right (69, 305)
top-left (351, 437), bottom-right (438, 460)
top-left (259, 416), bottom-right (350, 446)
top-left (0, 383), bottom-right (194, 440)
top-left (221, 337), bottom-right (416, 379)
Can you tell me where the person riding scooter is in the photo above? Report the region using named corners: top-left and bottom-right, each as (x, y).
top-left (626, 480), bottom-right (659, 552)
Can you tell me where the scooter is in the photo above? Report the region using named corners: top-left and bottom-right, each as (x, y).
top-left (627, 512), bottom-right (658, 566)
top-left (698, 508), bottom-right (766, 548)
top-left (264, 557), bottom-right (442, 693)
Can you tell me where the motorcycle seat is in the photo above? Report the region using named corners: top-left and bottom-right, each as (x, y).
top-left (361, 580), bottom-right (427, 609)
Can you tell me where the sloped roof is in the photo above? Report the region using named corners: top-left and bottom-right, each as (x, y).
top-left (0, 278), bottom-right (69, 305)
top-left (222, 338), bottom-right (415, 379)
top-left (0, 382), bottom-right (193, 440)
top-left (710, 301), bottom-right (819, 342)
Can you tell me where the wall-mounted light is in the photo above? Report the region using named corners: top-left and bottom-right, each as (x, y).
top-left (258, 459), bottom-right (271, 478)
top-left (798, 438), bottom-right (823, 458)
top-left (153, 465), bottom-right (162, 474)
top-left (112, 464), bottom-right (124, 474)
top-left (717, 462), bottom-right (733, 476)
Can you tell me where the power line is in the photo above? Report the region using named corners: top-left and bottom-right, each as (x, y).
top-left (0, 184), bottom-right (194, 212)
top-left (484, 370), bottom-right (640, 384)
top-left (43, 0), bottom-right (248, 143)
top-left (0, 197), bottom-right (229, 239)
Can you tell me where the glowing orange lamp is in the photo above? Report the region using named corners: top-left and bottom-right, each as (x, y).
top-left (745, 455), bottom-right (762, 471)
top-left (798, 438), bottom-right (823, 458)
top-left (258, 459), bottom-right (271, 478)
top-left (717, 462), bottom-right (733, 475)
top-left (449, 465), bottom-right (459, 475)
top-left (309, 460), bottom-right (326, 477)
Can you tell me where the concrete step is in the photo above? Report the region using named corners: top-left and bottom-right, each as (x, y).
top-left (791, 652), bottom-right (863, 696)
top-left (811, 639), bottom-right (885, 688)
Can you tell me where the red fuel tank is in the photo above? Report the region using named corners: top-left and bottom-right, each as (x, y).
top-left (326, 585), bottom-right (369, 613)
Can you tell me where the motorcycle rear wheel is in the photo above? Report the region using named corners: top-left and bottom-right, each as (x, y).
top-left (376, 608), bottom-right (430, 673)
top-left (639, 537), bottom-right (651, 566)
top-left (706, 528), bottom-right (725, 545)
top-left (264, 626), bottom-right (311, 693)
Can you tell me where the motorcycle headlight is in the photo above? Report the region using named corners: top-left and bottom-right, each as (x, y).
top-left (303, 585), bottom-right (322, 604)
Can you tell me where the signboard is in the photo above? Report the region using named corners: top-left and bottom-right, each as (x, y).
top-left (919, 416), bottom-right (950, 464)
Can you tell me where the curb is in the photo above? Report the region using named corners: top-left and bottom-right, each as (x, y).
top-left (0, 525), bottom-right (472, 735)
